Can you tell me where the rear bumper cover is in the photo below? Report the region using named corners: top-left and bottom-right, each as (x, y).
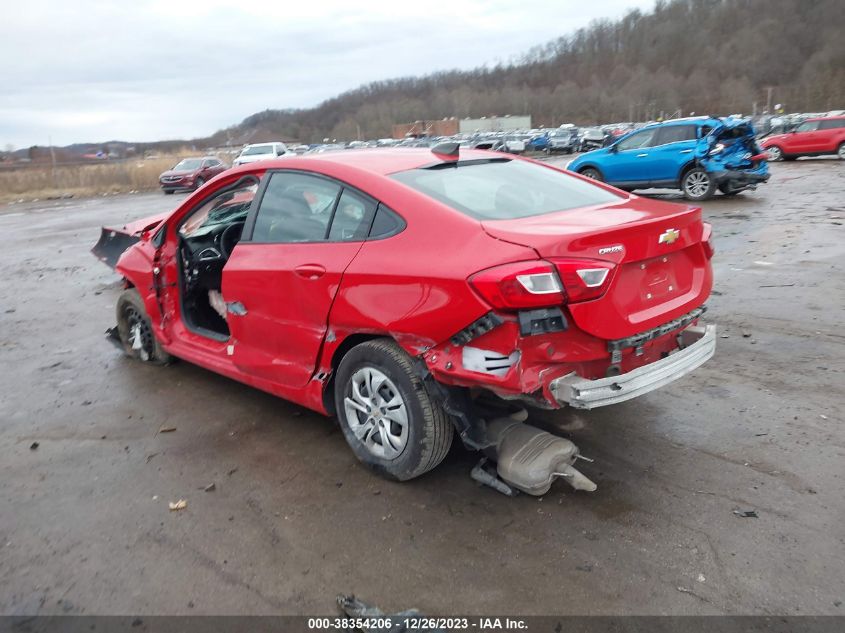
top-left (710, 166), bottom-right (770, 188)
top-left (549, 324), bottom-right (716, 409)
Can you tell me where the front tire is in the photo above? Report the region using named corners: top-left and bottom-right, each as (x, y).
top-left (579, 167), bottom-right (603, 181)
top-left (163, 189), bottom-right (175, 195)
top-left (766, 145), bottom-right (783, 161)
top-left (837, 143), bottom-right (845, 160)
top-left (115, 289), bottom-right (173, 365)
top-left (681, 167), bottom-right (716, 201)
top-left (194, 177), bottom-right (205, 191)
top-left (334, 339), bottom-right (453, 481)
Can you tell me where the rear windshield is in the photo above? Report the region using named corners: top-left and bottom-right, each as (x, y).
top-left (391, 159), bottom-right (621, 220)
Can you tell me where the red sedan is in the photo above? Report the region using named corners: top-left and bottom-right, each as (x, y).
top-left (94, 145), bottom-right (716, 495)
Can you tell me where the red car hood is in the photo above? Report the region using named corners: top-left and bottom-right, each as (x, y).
top-left (91, 211), bottom-right (170, 269)
top-left (159, 169), bottom-right (196, 178)
top-left (120, 211), bottom-right (170, 235)
top-left (760, 134), bottom-right (789, 146)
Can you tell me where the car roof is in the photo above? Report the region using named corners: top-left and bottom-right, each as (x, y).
top-left (807, 115), bottom-right (845, 121)
top-left (236, 148), bottom-right (501, 176)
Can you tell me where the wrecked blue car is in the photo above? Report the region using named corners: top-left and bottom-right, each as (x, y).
top-left (567, 117), bottom-right (769, 200)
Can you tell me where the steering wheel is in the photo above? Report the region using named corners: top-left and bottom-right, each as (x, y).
top-left (220, 222), bottom-right (244, 259)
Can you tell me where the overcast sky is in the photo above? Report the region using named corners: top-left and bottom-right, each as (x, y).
top-left (0, 0), bottom-right (654, 148)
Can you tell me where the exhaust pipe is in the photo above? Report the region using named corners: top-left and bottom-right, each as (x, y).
top-left (484, 415), bottom-right (597, 496)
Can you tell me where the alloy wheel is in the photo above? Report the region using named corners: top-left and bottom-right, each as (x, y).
top-left (767, 146), bottom-right (783, 161)
top-left (838, 144), bottom-right (845, 160)
top-left (343, 367), bottom-right (409, 460)
top-left (684, 171), bottom-right (711, 198)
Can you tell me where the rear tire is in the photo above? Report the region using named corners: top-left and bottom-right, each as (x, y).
top-left (718, 183), bottom-right (743, 196)
top-left (837, 143), bottom-right (845, 160)
top-left (334, 339), bottom-right (453, 481)
top-left (579, 167), bottom-right (603, 181)
top-left (681, 167), bottom-right (716, 201)
top-left (115, 289), bottom-right (173, 365)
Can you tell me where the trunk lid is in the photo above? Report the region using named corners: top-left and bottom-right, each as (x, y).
top-left (482, 196), bottom-right (712, 340)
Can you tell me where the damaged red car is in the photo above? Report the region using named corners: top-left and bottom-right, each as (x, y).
top-left (93, 145), bottom-right (716, 495)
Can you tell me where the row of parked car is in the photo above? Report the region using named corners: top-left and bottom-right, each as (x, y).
top-left (159, 111), bottom-right (845, 197)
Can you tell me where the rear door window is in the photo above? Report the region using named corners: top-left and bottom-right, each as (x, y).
top-left (328, 189), bottom-right (376, 241)
top-left (392, 159), bottom-right (621, 221)
top-left (368, 204), bottom-right (405, 238)
top-left (818, 119), bottom-right (845, 130)
top-left (655, 125), bottom-right (697, 145)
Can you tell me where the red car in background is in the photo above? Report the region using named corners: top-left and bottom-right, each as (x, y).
top-left (760, 116), bottom-right (845, 161)
top-left (94, 146), bottom-right (716, 495)
top-left (159, 156), bottom-right (228, 194)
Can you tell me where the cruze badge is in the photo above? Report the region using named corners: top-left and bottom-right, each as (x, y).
top-left (659, 228), bottom-right (680, 245)
top-left (598, 245), bottom-right (624, 255)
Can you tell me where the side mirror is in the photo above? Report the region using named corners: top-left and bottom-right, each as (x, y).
top-left (608, 143), bottom-right (618, 153)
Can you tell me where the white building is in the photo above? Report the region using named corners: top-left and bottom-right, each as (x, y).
top-left (459, 115), bottom-right (532, 134)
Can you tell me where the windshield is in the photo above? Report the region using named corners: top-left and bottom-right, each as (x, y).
top-left (392, 159), bottom-right (621, 221)
top-left (241, 144), bottom-right (275, 156)
top-left (173, 159), bottom-right (203, 171)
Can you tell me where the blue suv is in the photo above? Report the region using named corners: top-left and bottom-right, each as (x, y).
top-left (567, 117), bottom-right (769, 201)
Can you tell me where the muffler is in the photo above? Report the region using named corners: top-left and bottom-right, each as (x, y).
top-left (482, 414), bottom-right (597, 496)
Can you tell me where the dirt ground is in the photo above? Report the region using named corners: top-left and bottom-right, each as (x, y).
top-left (0, 157), bottom-right (843, 616)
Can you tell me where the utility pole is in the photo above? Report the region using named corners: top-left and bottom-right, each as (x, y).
top-left (48, 135), bottom-right (57, 190)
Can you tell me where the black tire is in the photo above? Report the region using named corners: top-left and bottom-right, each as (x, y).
top-left (163, 189), bottom-right (175, 195)
top-left (579, 167), bottom-right (603, 181)
top-left (718, 183), bottom-right (743, 196)
top-left (838, 142), bottom-right (845, 160)
top-left (334, 339), bottom-right (453, 481)
top-left (681, 167), bottom-right (716, 201)
top-left (783, 155), bottom-right (798, 161)
top-left (194, 177), bottom-right (205, 191)
top-left (115, 289), bottom-right (173, 365)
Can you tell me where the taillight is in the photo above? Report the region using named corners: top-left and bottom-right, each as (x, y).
top-left (551, 258), bottom-right (616, 303)
top-left (701, 222), bottom-right (715, 259)
top-left (469, 258), bottom-right (617, 310)
top-left (469, 261), bottom-right (564, 310)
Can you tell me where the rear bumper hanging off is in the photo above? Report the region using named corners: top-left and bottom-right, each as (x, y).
top-left (549, 324), bottom-right (716, 409)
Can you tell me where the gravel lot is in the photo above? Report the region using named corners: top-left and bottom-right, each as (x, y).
top-left (0, 157), bottom-right (843, 616)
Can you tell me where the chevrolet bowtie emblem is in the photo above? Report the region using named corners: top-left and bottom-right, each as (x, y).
top-left (659, 228), bottom-right (680, 245)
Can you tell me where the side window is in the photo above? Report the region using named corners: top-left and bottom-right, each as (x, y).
top-left (251, 172), bottom-right (340, 243)
top-left (819, 119), bottom-right (845, 130)
top-left (328, 189), bottom-right (376, 241)
top-left (795, 121), bottom-right (820, 133)
top-left (656, 125), bottom-right (697, 145)
top-left (180, 181), bottom-right (258, 238)
top-left (616, 129), bottom-right (658, 151)
top-left (368, 204), bottom-right (405, 239)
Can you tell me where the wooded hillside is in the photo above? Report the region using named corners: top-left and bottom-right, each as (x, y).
top-left (209, 0), bottom-right (844, 144)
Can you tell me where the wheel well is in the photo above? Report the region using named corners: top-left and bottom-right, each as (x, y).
top-left (578, 164), bottom-right (602, 177)
top-left (322, 333), bottom-right (391, 416)
top-left (677, 160), bottom-right (698, 185)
